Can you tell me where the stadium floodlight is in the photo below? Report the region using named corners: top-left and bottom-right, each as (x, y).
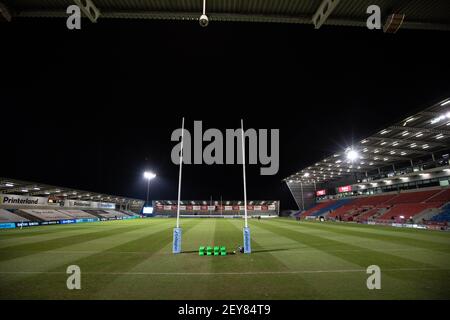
top-left (143, 171), bottom-right (156, 208)
top-left (144, 171), bottom-right (156, 180)
top-left (346, 149), bottom-right (359, 162)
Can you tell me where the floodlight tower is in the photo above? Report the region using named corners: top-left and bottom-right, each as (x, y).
top-left (143, 171), bottom-right (156, 206)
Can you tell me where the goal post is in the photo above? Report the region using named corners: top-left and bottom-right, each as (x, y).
top-left (173, 117), bottom-right (184, 254)
top-left (241, 119), bottom-right (251, 254)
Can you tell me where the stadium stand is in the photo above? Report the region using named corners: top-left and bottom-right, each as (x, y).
top-left (377, 203), bottom-right (443, 221)
top-left (307, 199), bottom-right (353, 217)
top-left (430, 203), bottom-right (450, 223)
top-left (384, 190), bottom-right (442, 205)
top-left (20, 209), bottom-right (73, 222)
top-left (426, 189), bottom-right (450, 203)
top-left (301, 200), bottom-right (336, 217)
top-left (57, 210), bottom-right (97, 219)
top-left (83, 210), bottom-right (129, 219)
top-left (301, 188), bottom-right (450, 224)
top-left (0, 209), bottom-right (29, 222)
top-left (350, 194), bottom-right (398, 206)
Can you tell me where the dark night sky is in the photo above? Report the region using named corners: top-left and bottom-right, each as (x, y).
top-left (1, 18), bottom-right (449, 210)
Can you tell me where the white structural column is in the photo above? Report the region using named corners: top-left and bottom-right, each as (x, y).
top-left (173, 117), bottom-right (184, 254)
top-left (241, 119), bottom-right (251, 254)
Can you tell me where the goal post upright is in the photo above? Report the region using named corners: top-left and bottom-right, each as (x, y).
top-left (173, 117), bottom-right (184, 254)
top-left (241, 119), bottom-right (251, 254)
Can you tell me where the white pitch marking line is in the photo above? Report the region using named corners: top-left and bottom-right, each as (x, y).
top-left (0, 267), bottom-right (447, 276)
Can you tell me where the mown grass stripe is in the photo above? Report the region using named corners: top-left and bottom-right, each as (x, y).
top-left (0, 220), bottom-right (169, 262)
top-left (273, 219), bottom-right (450, 254)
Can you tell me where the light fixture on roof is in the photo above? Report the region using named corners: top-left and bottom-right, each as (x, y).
top-left (390, 151), bottom-right (396, 154)
top-left (288, 180), bottom-right (293, 183)
top-left (21, 189), bottom-right (28, 192)
top-left (436, 134), bottom-right (444, 140)
top-left (304, 173), bottom-right (310, 177)
top-left (5, 183), bottom-right (13, 187)
top-left (374, 149), bottom-right (380, 153)
top-left (346, 149), bottom-right (359, 162)
top-left (380, 130), bottom-right (390, 135)
top-left (144, 171), bottom-right (156, 180)
top-left (422, 144), bottom-right (429, 149)
top-left (400, 151), bottom-right (407, 156)
top-left (431, 112), bottom-right (450, 124)
top-left (380, 142), bottom-right (387, 145)
top-left (392, 141), bottom-right (399, 146)
top-left (33, 187), bottom-right (40, 190)
top-left (441, 100), bottom-right (450, 106)
top-left (361, 139), bottom-right (369, 144)
top-left (403, 117), bottom-right (415, 126)
top-left (410, 143), bottom-right (417, 148)
top-left (401, 131), bottom-right (409, 136)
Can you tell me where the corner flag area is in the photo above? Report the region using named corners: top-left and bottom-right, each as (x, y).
top-left (1, 218), bottom-right (449, 300)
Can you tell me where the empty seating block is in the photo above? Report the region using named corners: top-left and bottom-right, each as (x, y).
top-left (385, 190), bottom-right (441, 205)
top-left (301, 201), bottom-right (336, 217)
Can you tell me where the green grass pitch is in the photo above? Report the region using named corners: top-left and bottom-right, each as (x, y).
top-left (0, 218), bottom-right (449, 300)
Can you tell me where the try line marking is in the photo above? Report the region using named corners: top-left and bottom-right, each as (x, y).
top-left (0, 267), bottom-right (447, 276)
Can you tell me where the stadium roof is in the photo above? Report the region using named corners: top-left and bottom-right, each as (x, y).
top-left (0, 177), bottom-right (144, 205)
top-left (155, 200), bottom-right (278, 205)
top-left (284, 97), bottom-right (450, 184)
top-left (1, 0), bottom-right (449, 31)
